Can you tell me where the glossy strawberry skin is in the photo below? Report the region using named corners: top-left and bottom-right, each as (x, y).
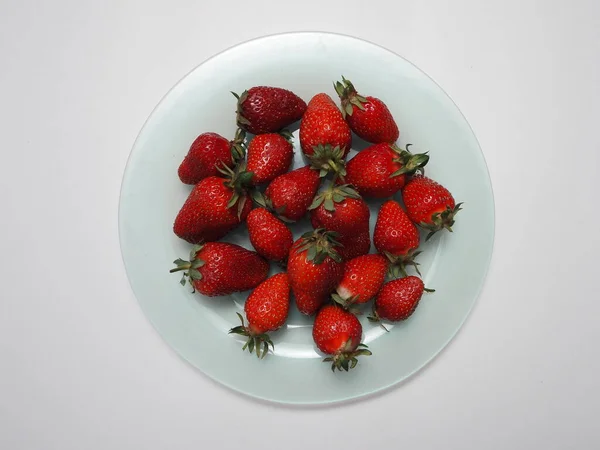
top-left (245, 273), bottom-right (290, 335)
top-left (336, 254), bottom-right (388, 304)
top-left (337, 231), bottom-right (371, 261)
top-left (299, 93), bottom-right (352, 157)
top-left (402, 176), bottom-right (456, 225)
top-left (287, 239), bottom-right (344, 316)
top-left (310, 197), bottom-right (370, 236)
top-left (343, 143), bottom-right (406, 198)
top-left (246, 133), bottom-right (294, 185)
top-left (178, 132), bottom-right (233, 185)
top-left (346, 96), bottom-right (399, 144)
top-left (373, 276), bottom-right (426, 321)
top-left (312, 305), bottom-right (362, 355)
top-left (190, 243), bottom-right (269, 297)
top-left (236, 86), bottom-right (306, 134)
top-left (265, 166), bottom-right (321, 222)
top-left (173, 176), bottom-right (252, 243)
top-left (247, 208), bottom-right (293, 262)
top-left (374, 200), bottom-right (420, 257)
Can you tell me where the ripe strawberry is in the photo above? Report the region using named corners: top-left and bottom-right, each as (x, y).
top-left (170, 242), bottom-right (269, 296)
top-left (402, 175), bottom-right (463, 240)
top-left (312, 305), bottom-right (372, 371)
top-left (300, 93), bottom-right (352, 158)
top-left (287, 229), bottom-right (344, 316)
top-left (337, 230), bottom-right (371, 261)
top-left (246, 208), bottom-right (293, 262)
top-left (334, 254), bottom-right (388, 307)
top-left (309, 184), bottom-right (370, 236)
top-left (369, 276), bottom-right (434, 322)
top-left (246, 131), bottom-right (294, 185)
top-left (177, 129), bottom-right (246, 185)
top-left (309, 184), bottom-right (371, 260)
top-left (374, 200), bottom-right (421, 277)
top-left (263, 166), bottom-right (321, 222)
top-left (173, 164), bottom-right (253, 243)
top-left (234, 86), bottom-right (306, 134)
top-left (229, 273), bottom-right (290, 358)
top-left (343, 143), bottom-right (429, 198)
top-left (334, 76), bottom-right (399, 144)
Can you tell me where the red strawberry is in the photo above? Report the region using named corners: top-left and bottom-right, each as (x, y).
top-left (263, 166), bottom-right (321, 222)
top-left (369, 276), bottom-right (434, 322)
top-left (229, 273), bottom-right (290, 358)
top-left (374, 200), bottom-right (421, 277)
top-left (309, 185), bottom-right (370, 236)
top-left (246, 208), bottom-right (293, 262)
top-left (234, 86), bottom-right (306, 134)
top-left (173, 164), bottom-right (253, 243)
top-left (312, 305), bottom-right (371, 371)
top-left (177, 129), bottom-right (246, 185)
top-left (287, 229), bottom-right (344, 316)
top-left (343, 143), bottom-right (429, 198)
top-left (170, 242), bottom-right (269, 296)
top-left (309, 184), bottom-right (371, 261)
top-left (337, 231), bottom-right (371, 261)
top-left (402, 175), bottom-right (463, 240)
top-left (334, 254), bottom-right (388, 307)
top-left (334, 76), bottom-right (399, 144)
top-left (246, 131), bottom-right (294, 185)
top-left (300, 93), bottom-right (352, 157)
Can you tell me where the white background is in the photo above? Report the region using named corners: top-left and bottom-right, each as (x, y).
top-left (1, 1), bottom-right (599, 449)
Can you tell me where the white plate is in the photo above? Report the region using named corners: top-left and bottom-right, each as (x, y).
top-left (119, 32), bottom-right (494, 405)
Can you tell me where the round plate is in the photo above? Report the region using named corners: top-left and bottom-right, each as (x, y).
top-left (119, 32), bottom-right (494, 405)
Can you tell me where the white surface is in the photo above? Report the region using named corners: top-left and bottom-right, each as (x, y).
top-left (0, 0), bottom-right (598, 448)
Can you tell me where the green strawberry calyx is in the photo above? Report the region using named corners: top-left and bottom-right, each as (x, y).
top-left (232, 90), bottom-right (251, 128)
top-left (296, 228), bottom-right (343, 264)
top-left (323, 342), bottom-right (372, 372)
top-left (228, 313), bottom-right (274, 360)
top-left (307, 144), bottom-right (348, 179)
top-left (331, 293), bottom-right (362, 315)
top-left (334, 76), bottom-right (368, 119)
top-left (217, 162), bottom-right (254, 219)
top-left (308, 184), bottom-right (361, 212)
top-left (383, 249), bottom-right (423, 279)
top-left (229, 128), bottom-right (247, 162)
top-left (169, 244), bottom-right (206, 291)
top-left (420, 203), bottom-right (464, 241)
top-left (389, 143), bottom-right (430, 177)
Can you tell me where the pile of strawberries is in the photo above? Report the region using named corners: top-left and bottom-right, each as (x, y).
top-left (170, 77), bottom-right (462, 372)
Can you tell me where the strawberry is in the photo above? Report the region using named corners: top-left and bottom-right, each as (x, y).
top-left (337, 231), bottom-right (371, 261)
top-left (170, 242), bottom-right (269, 296)
top-left (173, 164), bottom-right (253, 243)
top-left (300, 93), bottom-right (352, 157)
top-left (369, 276), bottom-right (434, 322)
top-left (402, 175), bottom-right (463, 240)
top-left (343, 143), bottom-right (429, 198)
top-left (309, 184), bottom-right (371, 261)
top-left (246, 131), bottom-right (294, 185)
top-left (246, 208), bottom-right (293, 262)
top-left (229, 273), bottom-right (290, 358)
top-left (374, 200), bottom-right (421, 277)
top-left (263, 166), bottom-right (321, 222)
top-left (309, 184), bottom-right (370, 236)
top-left (334, 76), bottom-right (399, 144)
top-left (177, 129), bottom-right (246, 185)
top-left (287, 229), bottom-right (344, 316)
top-left (333, 254), bottom-right (388, 307)
top-left (312, 305), bottom-right (371, 371)
top-left (234, 86), bottom-right (306, 134)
